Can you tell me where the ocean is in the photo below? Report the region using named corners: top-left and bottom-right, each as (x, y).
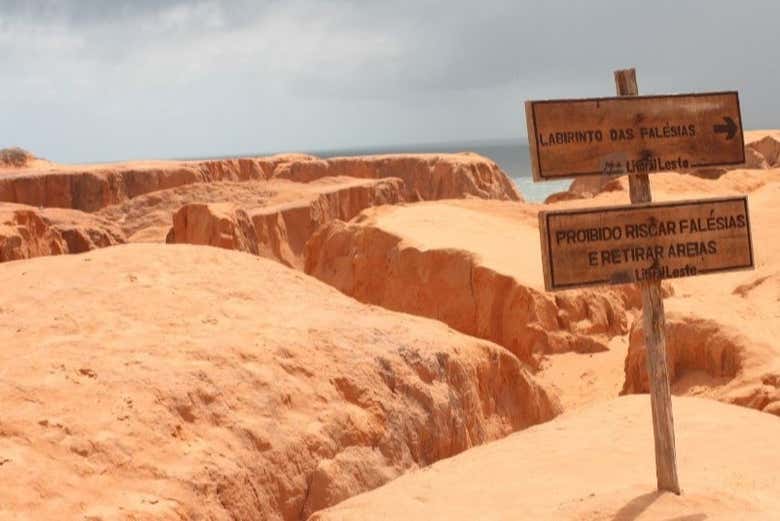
top-left (313, 140), bottom-right (571, 202)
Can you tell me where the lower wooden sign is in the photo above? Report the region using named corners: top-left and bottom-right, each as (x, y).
top-left (539, 196), bottom-right (754, 291)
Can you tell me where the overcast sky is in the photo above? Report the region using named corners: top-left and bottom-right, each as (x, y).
top-left (2, 0), bottom-right (779, 163)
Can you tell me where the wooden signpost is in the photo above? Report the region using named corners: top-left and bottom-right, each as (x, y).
top-left (539, 196), bottom-right (754, 291)
top-left (525, 68), bottom-right (754, 495)
top-left (526, 91), bottom-right (744, 181)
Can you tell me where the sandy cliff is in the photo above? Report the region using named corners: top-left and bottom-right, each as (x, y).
top-left (619, 180), bottom-right (780, 416)
top-left (1, 137), bottom-right (778, 521)
top-left (0, 244), bottom-right (558, 521)
top-left (0, 153), bottom-right (519, 265)
top-left (537, 166), bottom-right (780, 415)
top-left (0, 203), bottom-right (124, 262)
top-left (0, 153), bottom-right (519, 212)
top-left (305, 199), bottom-right (642, 371)
top-left (744, 130), bottom-right (780, 167)
top-left (306, 163), bottom-right (780, 414)
top-left (164, 177), bottom-right (405, 269)
top-left (272, 153), bottom-right (522, 201)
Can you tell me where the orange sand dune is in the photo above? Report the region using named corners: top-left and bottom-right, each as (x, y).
top-left (618, 181), bottom-right (780, 414)
top-left (306, 199), bottom-right (643, 375)
top-left (0, 138), bottom-right (778, 521)
top-left (0, 244), bottom-right (557, 520)
top-left (306, 165), bottom-right (780, 414)
top-left (312, 396), bottom-right (780, 521)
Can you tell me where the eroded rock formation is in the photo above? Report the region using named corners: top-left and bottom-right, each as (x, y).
top-left (305, 200), bottom-right (639, 367)
top-left (273, 153), bottom-right (523, 202)
top-left (616, 180), bottom-right (780, 416)
top-left (166, 203), bottom-right (259, 255)
top-left (0, 153), bottom-right (520, 266)
top-left (621, 312), bottom-right (780, 416)
top-left (746, 131), bottom-right (780, 167)
top-left (0, 244), bottom-right (559, 520)
top-left (0, 203), bottom-right (124, 262)
top-left (0, 153), bottom-right (519, 212)
top-left (165, 177), bottom-right (405, 268)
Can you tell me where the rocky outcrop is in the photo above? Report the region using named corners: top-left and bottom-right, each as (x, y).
top-left (0, 158), bottom-right (275, 212)
top-left (0, 244), bottom-right (559, 520)
top-left (305, 200), bottom-right (639, 367)
top-left (0, 203), bottom-right (124, 262)
top-left (0, 153), bottom-right (520, 212)
top-left (620, 180), bottom-right (780, 417)
top-left (622, 314), bottom-right (743, 393)
top-left (273, 154), bottom-right (523, 202)
top-left (745, 146), bottom-right (770, 169)
top-left (622, 312), bottom-right (780, 416)
top-left (1, 152), bottom-right (520, 265)
top-left (745, 131), bottom-right (780, 167)
top-left (542, 189), bottom-right (586, 204)
top-left (96, 178), bottom-right (286, 242)
top-left (166, 177), bottom-right (405, 268)
top-left (562, 175), bottom-right (625, 199)
top-left (166, 203), bottom-right (259, 255)
top-left (249, 178), bottom-right (406, 268)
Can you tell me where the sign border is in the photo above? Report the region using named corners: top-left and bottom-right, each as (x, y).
top-left (526, 91), bottom-right (746, 181)
top-left (538, 195), bottom-right (755, 291)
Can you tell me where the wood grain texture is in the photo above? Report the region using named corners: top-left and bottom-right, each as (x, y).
top-left (538, 196), bottom-right (754, 291)
top-left (525, 89), bottom-right (744, 181)
top-left (640, 282), bottom-right (680, 494)
top-left (616, 67), bottom-right (680, 495)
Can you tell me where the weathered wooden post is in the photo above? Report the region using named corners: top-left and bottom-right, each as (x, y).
top-left (614, 67), bottom-right (680, 494)
top-left (526, 69), bottom-right (753, 495)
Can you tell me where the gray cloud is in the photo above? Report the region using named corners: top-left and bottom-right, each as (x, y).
top-left (1, 0), bottom-right (248, 24)
top-left (1, 0), bottom-right (779, 163)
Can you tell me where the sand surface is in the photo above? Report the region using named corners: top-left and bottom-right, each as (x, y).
top-left (307, 198), bottom-right (643, 404)
top-left (369, 199), bottom-right (543, 287)
top-left (308, 166), bottom-right (780, 414)
top-left (312, 395), bottom-right (780, 521)
top-left (1, 138), bottom-right (779, 520)
top-left (0, 244), bottom-right (557, 520)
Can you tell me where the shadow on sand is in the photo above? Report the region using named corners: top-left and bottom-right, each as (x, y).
top-left (611, 491), bottom-right (708, 521)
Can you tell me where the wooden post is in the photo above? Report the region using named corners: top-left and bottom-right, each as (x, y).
top-left (614, 68), bottom-right (681, 494)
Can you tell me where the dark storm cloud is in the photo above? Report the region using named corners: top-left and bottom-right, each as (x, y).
top-left (0, 0), bottom-right (253, 22)
top-left (3, 0), bottom-right (777, 94)
top-left (0, 0), bottom-right (289, 34)
top-left (0, 0), bottom-right (187, 22)
top-left (1, 0), bottom-right (779, 162)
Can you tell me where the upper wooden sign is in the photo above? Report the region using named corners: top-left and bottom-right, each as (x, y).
top-left (539, 196), bottom-right (754, 291)
top-left (525, 92), bottom-right (745, 181)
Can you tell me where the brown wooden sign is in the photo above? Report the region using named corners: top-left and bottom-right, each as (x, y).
top-left (539, 196), bottom-right (753, 291)
top-left (525, 92), bottom-right (745, 181)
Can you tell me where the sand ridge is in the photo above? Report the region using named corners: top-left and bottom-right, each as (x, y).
top-left (0, 141), bottom-right (778, 519)
top-left (312, 396), bottom-right (780, 521)
top-left (0, 243), bottom-right (559, 520)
